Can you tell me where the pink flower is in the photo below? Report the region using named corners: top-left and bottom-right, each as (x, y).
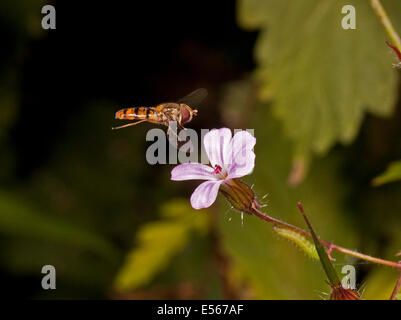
top-left (171, 128), bottom-right (256, 209)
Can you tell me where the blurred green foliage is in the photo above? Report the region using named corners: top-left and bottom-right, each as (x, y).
top-left (0, 190), bottom-right (116, 259)
top-left (114, 199), bottom-right (209, 291)
top-left (373, 161), bottom-right (401, 185)
top-left (362, 267), bottom-right (401, 299)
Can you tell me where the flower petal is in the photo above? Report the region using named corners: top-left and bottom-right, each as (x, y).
top-left (203, 128), bottom-right (232, 168)
top-left (190, 180), bottom-right (223, 209)
top-left (226, 131), bottom-right (256, 179)
top-left (171, 163), bottom-right (216, 181)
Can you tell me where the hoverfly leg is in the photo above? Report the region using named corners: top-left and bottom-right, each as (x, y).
top-left (167, 125), bottom-right (179, 140)
top-left (111, 120), bottom-right (148, 130)
top-left (177, 122), bottom-right (187, 130)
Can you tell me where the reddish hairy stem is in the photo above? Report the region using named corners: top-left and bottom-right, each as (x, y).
top-left (249, 206), bottom-right (401, 270)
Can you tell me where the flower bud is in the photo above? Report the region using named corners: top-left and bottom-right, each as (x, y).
top-left (219, 178), bottom-right (259, 212)
top-left (329, 283), bottom-right (360, 300)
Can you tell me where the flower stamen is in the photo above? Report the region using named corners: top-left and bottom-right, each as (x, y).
top-left (213, 165), bottom-right (222, 175)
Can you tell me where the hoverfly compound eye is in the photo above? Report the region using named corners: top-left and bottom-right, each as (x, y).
top-left (180, 105), bottom-right (192, 124)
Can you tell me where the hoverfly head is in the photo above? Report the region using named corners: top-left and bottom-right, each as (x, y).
top-left (180, 104), bottom-right (197, 124)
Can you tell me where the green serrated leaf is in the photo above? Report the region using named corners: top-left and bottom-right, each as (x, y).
top-left (238, 0), bottom-right (399, 161)
top-left (372, 161), bottom-right (401, 186)
top-left (113, 199), bottom-right (208, 291)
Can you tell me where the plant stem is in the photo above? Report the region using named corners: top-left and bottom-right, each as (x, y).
top-left (390, 271), bottom-right (401, 300)
top-left (370, 0), bottom-right (401, 54)
top-left (249, 206), bottom-right (401, 270)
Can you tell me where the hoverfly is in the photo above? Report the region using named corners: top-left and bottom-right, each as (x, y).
top-left (112, 88), bottom-right (207, 136)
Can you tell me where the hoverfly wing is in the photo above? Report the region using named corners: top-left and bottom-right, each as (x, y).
top-left (177, 88), bottom-right (208, 107)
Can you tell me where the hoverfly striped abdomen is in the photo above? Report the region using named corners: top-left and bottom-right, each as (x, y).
top-left (115, 107), bottom-right (157, 120)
